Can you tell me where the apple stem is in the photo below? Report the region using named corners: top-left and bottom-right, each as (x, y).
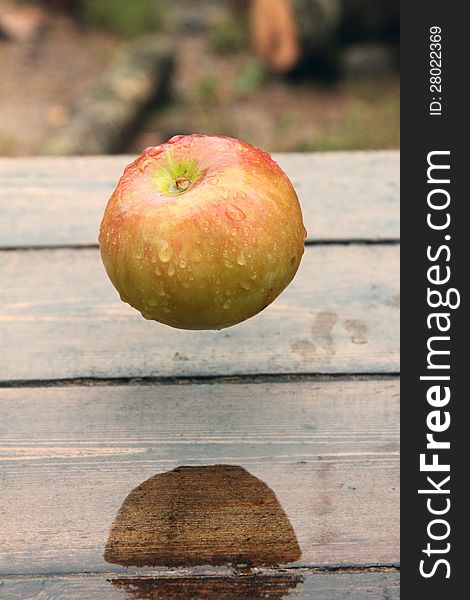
top-left (174, 176), bottom-right (191, 192)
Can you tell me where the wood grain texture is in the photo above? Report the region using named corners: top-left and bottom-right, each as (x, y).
top-left (0, 152), bottom-right (399, 247)
top-left (0, 245), bottom-right (399, 382)
top-left (0, 572), bottom-right (400, 599)
top-left (0, 380), bottom-right (399, 575)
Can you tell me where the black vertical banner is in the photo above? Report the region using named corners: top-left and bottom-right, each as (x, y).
top-left (401, 1), bottom-right (467, 598)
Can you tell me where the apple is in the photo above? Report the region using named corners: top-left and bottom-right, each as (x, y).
top-left (99, 134), bottom-right (306, 330)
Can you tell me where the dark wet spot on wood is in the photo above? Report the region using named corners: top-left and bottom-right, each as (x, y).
top-left (109, 574), bottom-right (304, 599)
top-left (386, 293), bottom-right (400, 308)
top-left (291, 339), bottom-right (316, 359)
top-left (104, 465), bottom-right (301, 568)
top-left (316, 462), bottom-right (335, 517)
top-left (311, 311), bottom-right (337, 355)
top-left (344, 319), bottom-right (368, 345)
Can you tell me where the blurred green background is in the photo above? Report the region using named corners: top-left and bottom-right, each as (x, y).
top-left (0, 0), bottom-right (399, 156)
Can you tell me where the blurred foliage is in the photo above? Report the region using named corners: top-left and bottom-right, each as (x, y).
top-left (209, 16), bottom-right (249, 54)
top-left (297, 91), bottom-right (399, 151)
top-left (233, 59), bottom-right (267, 96)
top-left (81, 0), bottom-right (166, 37)
top-left (194, 74), bottom-right (219, 106)
top-left (276, 113), bottom-right (298, 136)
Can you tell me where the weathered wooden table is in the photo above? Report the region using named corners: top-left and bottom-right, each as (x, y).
top-left (0, 152), bottom-right (399, 599)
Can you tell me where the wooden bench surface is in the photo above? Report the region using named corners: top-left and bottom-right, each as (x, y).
top-left (0, 152), bottom-right (400, 598)
top-left (0, 151), bottom-right (399, 247)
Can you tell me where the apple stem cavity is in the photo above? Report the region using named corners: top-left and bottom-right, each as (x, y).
top-left (174, 176), bottom-right (191, 192)
top-left (154, 152), bottom-right (203, 196)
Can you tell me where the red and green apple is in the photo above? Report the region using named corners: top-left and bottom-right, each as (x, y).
top-left (99, 134), bottom-right (306, 330)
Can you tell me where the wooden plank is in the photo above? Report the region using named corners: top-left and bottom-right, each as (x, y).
top-left (0, 572), bottom-right (400, 599)
top-left (0, 245), bottom-right (399, 382)
top-left (0, 381), bottom-right (399, 574)
top-left (276, 152), bottom-right (399, 242)
top-left (0, 152), bottom-right (399, 247)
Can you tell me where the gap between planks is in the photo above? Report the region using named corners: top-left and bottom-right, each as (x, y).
top-left (0, 373), bottom-right (400, 388)
top-left (0, 239), bottom-right (400, 252)
top-left (0, 565), bottom-right (400, 580)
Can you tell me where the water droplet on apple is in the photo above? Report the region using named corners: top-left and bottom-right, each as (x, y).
top-left (251, 272), bottom-right (257, 280)
top-left (240, 280), bottom-right (251, 290)
top-left (167, 263), bottom-right (175, 277)
top-left (223, 300), bottom-right (231, 310)
top-left (147, 145), bottom-right (162, 156)
top-left (138, 157), bottom-right (153, 172)
top-left (224, 260), bottom-right (234, 268)
top-left (230, 228), bottom-right (238, 236)
top-left (154, 265), bottom-right (162, 276)
top-left (179, 259), bottom-right (187, 268)
top-left (158, 240), bottom-right (173, 263)
top-left (225, 204), bottom-right (246, 221)
top-left (236, 252), bottom-right (247, 266)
